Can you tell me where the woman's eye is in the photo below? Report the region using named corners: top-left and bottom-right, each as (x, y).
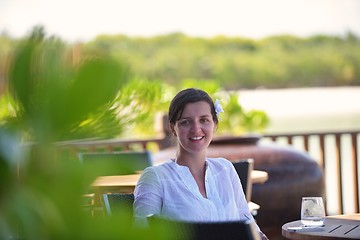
top-left (200, 118), bottom-right (210, 124)
top-left (179, 120), bottom-right (190, 126)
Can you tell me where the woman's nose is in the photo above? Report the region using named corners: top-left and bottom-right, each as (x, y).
top-left (190, 121), bottom-right (201, 132)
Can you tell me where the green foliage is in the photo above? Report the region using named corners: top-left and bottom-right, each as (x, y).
top-left (115, 78), bottom-right (175, 137)
top-left (85, 32), bottom-right (360, 89)
top-left (0, 27), bottom-right (175, 240)
top-left (4, 27), bottom-right (129, 141)
top-left (213, 91), bottom-right (269, 135)
top-left (2, 29), bottom-right (359, 137)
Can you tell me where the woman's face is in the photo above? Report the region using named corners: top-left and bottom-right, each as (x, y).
top-left (171, 101), bottom-right (216, 155)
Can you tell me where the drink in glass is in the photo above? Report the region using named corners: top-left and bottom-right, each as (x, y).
top-left (301, 197), bottom-right (325, 227)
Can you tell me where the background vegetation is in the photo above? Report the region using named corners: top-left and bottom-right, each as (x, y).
top-left (1, 29), bottom-right (359, 140)
top-left (2, 30), bottom-right (359, 91)
top-left (83, 31), bottom-right (360, 89)
top-left (1, 27), bottom-right (299, 140)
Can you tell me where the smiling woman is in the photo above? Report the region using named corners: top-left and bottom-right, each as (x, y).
top-left (134, 88), bottom-right (269, 240)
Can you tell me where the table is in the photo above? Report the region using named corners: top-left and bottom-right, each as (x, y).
top-left (92, 173), bottom-right (139, 194)
top-left (251, 170), bottom-right (268, 184)
top-left (282, 214), bottom-right (360, 239)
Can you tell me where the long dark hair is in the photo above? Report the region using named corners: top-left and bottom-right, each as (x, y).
top-left (168, 88), bottom-right (218, 125)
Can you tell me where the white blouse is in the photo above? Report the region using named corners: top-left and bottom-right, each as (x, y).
top-left (133, 157), bottom-right (258, 229)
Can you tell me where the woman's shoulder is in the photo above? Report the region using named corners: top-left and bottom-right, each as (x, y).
top-left (142, 160), bottom-right (176, 175)
top-left (137, 160), bottom-right (175, 185)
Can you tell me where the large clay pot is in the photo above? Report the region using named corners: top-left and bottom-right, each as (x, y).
top-left (154, 136), bottom-right (325, 238)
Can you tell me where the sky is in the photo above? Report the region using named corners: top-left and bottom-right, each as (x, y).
top-left (0, 0), bottom-right (360, 42)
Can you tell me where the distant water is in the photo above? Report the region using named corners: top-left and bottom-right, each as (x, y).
top-left (237, 86), bottom-right (360, 215)
top-left (238, 86), bottom-right (360, 133)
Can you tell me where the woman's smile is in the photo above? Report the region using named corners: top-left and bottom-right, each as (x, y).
top-left (189, 136), bottom-right (204, 141)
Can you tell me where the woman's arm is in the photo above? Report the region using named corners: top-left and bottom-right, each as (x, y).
top-left (133, 167), bottom-right (162, 226)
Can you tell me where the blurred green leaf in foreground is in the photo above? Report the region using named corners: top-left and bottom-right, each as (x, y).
top-left (6, 26), bottom-right (130, 142)
top-left (0, 27), bottom-right (172, 240)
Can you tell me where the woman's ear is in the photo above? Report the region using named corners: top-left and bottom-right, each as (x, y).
top-left (169, 123), bottom-right (177, 136)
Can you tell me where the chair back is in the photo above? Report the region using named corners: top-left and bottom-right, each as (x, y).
top-left (102, 193), bottom-right (135, 217)
top-left (147, 215), bottom-right (261, 240)
top-left (78, 151), bottom-right (153, 176)
top-left (232, 158), bottom-right (254, 202)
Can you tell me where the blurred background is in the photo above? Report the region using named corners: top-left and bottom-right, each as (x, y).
top-left (0, 0), bottom-right (359, 239)
top-left (1, 0), bottom-right (360, 136)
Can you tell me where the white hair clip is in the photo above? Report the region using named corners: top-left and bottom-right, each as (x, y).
top-left (214, 99), bottom-right (224, 120)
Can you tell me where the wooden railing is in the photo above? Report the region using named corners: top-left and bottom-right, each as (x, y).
top-left (58, 130), bottom-right (360, 215)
